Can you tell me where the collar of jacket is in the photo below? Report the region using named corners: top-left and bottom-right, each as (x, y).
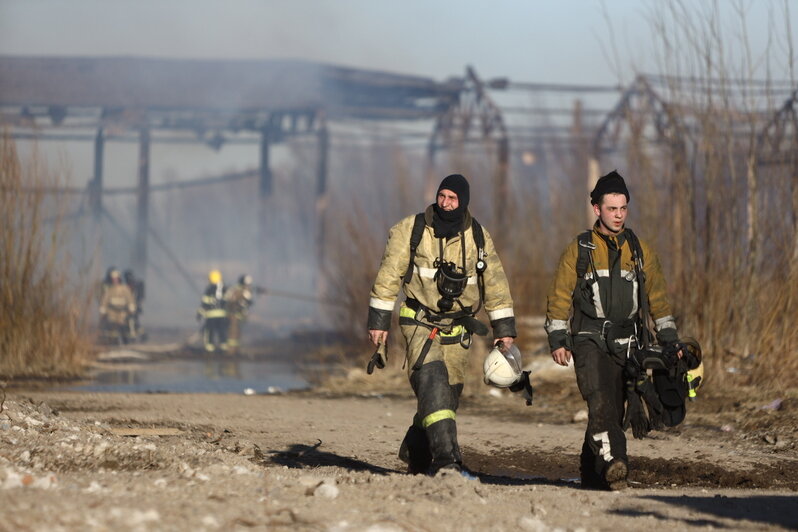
top-left (423, 204), bottom-right (472, 235)
top-left (592, 221), bottom-right (628, 250)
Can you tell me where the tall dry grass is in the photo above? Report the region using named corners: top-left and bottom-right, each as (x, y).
top-left (605, 0), bottom-right (798, 390)
top-left (0, 134), bottom-right (91, 378)
top-left (317, 2), bottom-right (797, 392)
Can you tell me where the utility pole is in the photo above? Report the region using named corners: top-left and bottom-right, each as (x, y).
top-left (133, 127), bottom-right (150, 282)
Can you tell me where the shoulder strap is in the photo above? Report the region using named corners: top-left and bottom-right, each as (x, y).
top-left (624, 228), bottom-right (645, 269)
top-left (575, 230), bottom-right (595, 279)
top-left (402, 213), bottom-right (426, 285)
top-left (469, 217), bottom-right (487, 313)
top-left (471, 218), bottom-right (485, 250)
top-left (624, 228), bottom-right (652, 347)
top-left (470, 218), bottom-right (486, 271)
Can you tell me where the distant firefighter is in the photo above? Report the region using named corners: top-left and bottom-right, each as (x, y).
top-left (98, 265), bottom-right (118, 302)
top-left (197, 270), bottom-right (228, 353)
top-left (99, 268), bottom-right (137, 344)
top-left (224, 274), bottom-right (255, 355)
top-left (123, 269), bottom-right (146, 341)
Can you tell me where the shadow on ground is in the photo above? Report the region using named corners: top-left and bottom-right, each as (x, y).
top-left (613, 495), bottom-right (798, 529)
top-left (464, 447), bottom-right (798, 490)
top-left (264, 441), bottom-right (574, 488)
top-left (266, 441), bottom-right (399, 475)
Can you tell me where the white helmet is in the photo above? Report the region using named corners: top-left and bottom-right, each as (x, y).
top-left (483, 342), bottom-right (523, 388)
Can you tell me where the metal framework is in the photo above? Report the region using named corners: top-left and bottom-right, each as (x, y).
top-left (0, 56), bottom-right (463, 283)
top-left (426, 66), bottom-right (510, 229)
top-left (757, 89), bottom-right (798, 262)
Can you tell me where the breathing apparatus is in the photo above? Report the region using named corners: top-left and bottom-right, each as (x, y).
top-left (432, 229), bottom-right (486, 313)
top-left (434, 258), bottom-right (468, 312)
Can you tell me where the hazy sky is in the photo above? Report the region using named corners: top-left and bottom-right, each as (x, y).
top-left (1, 0), bottom-right (793, 85)
top-left (2, 0), bottom-right (794, 324)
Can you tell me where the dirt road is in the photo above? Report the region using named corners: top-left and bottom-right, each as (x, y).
top-left (2, 372), bottom-right (796, 531)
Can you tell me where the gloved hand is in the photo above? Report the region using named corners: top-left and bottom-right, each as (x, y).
top-left (196, 311), bottom-right (203, 323)
top-left (623, 389), bottom-right (650, 439)
top-left (509, 371), bottom-right (534, 406)
top-left (636, 375), bottom-right (665, 431)
top-left (366, 342), bottom-right (387, 375)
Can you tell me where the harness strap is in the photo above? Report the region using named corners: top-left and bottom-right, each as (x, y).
top-left (624, 228), bottom-right (651, 348)
top-left (402, 213), bottom-right (426, 285)
top-left (575, 230), bottom-right (596, 280)
top-left (402, 214), bottom-right (487, 314)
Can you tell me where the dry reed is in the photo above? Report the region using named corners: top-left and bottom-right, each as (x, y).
top-left (0, 134), bottom-right (91, 378)
top-left (315, 3), bottom-right (798, 392)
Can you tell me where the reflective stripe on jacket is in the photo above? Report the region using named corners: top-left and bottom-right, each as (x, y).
top-left (199, 283), bottom-right (227, 318)
top-left (368, 205), bottom-right (515, 337)
top-left (545, 225), bottom-right (677, 350)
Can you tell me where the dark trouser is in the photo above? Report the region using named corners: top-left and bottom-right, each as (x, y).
top-left (203, 317), bottom-right (228, 351)
top-left (572, 339), bottom-right (627, 486)
top-left (401, 360), bottom-right (464, 474)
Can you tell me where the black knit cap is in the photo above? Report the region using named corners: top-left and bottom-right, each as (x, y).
top-left (590, 170), bottom-right (629, 205)
top-left (437, 174), bottom-right (470, 209)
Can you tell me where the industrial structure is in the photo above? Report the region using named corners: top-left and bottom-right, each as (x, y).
top-left (2, 55), bottom-right (795, 327)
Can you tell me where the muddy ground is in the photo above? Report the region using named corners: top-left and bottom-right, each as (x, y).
top-left (2, 350), bottom-right (797, 532)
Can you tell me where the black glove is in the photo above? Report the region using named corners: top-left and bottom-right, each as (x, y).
top-left (366, 342), bottom-right (387, 374)
top-left (623, 387), bottom-right (650, 439)
top-left (636, 375), bottom-right (665, 431)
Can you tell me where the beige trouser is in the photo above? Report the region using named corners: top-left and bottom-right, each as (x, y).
top-left (400, 323), bottom-right (470, 385)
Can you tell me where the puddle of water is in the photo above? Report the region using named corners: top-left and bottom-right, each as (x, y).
top-left (70, 358), bottom-right (308, 394)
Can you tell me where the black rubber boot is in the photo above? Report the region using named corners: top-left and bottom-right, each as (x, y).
top-left (398, 424), bottom-right (432, 475)
top-left (426, 418), bottom-right (462, 474)
top-left (410, 361), bottom-right (460, 475)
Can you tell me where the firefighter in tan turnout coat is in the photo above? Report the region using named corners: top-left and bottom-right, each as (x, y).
top-left (368, 174), bottom-right (516, 477)
top-left (99, 268), bottom-right (137, 344)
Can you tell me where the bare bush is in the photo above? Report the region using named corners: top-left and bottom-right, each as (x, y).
top-left (611, 0), bottom-right (798, 389)
top-left (0, 134), bottom-right (91, 378)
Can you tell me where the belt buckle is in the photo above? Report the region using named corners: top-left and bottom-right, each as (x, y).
top-left (600, 320), bottom-right (612, 340)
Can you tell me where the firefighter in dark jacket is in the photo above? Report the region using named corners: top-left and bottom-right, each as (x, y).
top-left (545, 170), bottom-right (680, 490)
top-left (368, 174), bottom-right (517, 477)
top-left (124, 269), bottom-right (145, 340)
top-left (197, 269), bottom-right (228, 353)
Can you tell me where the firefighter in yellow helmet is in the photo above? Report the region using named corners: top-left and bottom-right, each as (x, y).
top-left (197, 270), bottom-right (228, 352)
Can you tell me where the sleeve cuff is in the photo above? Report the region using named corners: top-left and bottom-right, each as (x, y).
top-left (656, 327), bottom-right (679, 345)
top-left (491, 317), bottom-right (517, 338)
top-left (547, 330), bottom-right (571, 351)
top-left (367, 307), bottom-right (393, 331)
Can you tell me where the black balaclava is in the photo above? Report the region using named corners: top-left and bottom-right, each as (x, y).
top-left (590, 170), bottom-right (630, 205)
top-left (432, 174), bottom-right (470, 239)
